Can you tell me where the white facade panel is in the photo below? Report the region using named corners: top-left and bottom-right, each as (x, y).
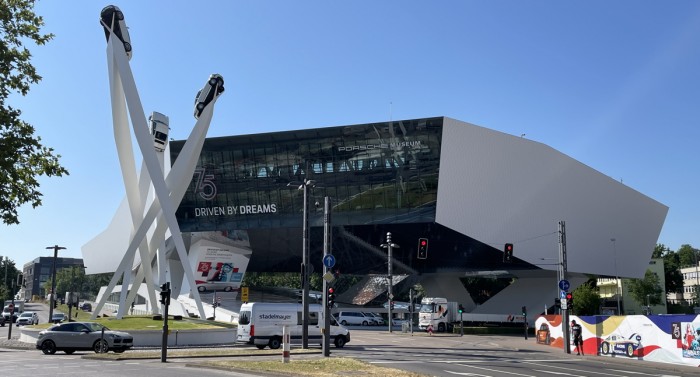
top-left (436, 117), bottom-right (668, 279)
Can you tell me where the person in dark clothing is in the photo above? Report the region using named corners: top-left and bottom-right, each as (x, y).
top-left (571, 320), bottom-right (584, 355)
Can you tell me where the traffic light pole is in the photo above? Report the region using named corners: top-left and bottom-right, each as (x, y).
top-left (322, 197), bottom-right (332, 357)
top-left (381, 232), bottom-right (399, 333)
top-left (160, 282), bottom-right (170, 362)
top-left (559, 221), bottom-right (571, 354)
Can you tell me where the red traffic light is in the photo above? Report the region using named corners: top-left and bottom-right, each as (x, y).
top-left (506, 244), bottom-right (513, 252)
top-left (328, 287), bottom-right (335, 294)
top-left (420, 240), bottom-right (427, 246)
top-left (566, 292), bottom-right (573, 300)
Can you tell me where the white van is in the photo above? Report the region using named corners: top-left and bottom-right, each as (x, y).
top-left (335, 311), bottom-right (375, 326)
top-left (237, 302), bottom-right (350, 350)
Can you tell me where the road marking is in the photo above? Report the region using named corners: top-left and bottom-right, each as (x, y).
top-left (532, 370), bottom-right (586, 376)
top-left (445, 371), bottom-right (491, 376)
top-left (607, 369), bottom-right (666, 376)
top-left (452, 363), bottom-right (538, 377)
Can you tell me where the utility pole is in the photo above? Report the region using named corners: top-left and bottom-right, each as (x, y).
top-left (381, 232), bottom-right (399, 333)
top-left (558, 221), bottom-right (570, 354)
top-left (46, 245), bottom-right (66, 324)
top-left (321, 196), bottom-right (333, 357)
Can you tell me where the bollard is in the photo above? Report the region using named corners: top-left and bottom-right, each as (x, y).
top-left (282, 325), bottom-right (291, 363)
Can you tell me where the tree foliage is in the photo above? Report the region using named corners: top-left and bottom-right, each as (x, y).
top-left (656, 243), bottom-right (684, 294)
top-left (677, 244), bottom-right (700, 268)
top-left (627, 269), bottom-right (664, 307)
top-left (571, 279), bottom-right (601, 315)
top-left (42, 266), bottom-right (112, 301)
top-left (0, 0), bottom-right (68, 225)
top-left (0, 257), bottom-right (21, 301)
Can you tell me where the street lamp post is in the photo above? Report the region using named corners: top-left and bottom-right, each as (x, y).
top-left (611, 238), bottom-right (621, 315)
top-left (289, 179), bottom-right (315, 349)
top-left (46, 245), bottom-right (66, 324)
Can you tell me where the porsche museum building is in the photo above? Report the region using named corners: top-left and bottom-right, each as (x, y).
top-left (170, 116), bottom-right (668, 315)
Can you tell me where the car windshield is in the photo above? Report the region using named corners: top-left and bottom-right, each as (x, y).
top-left (19, 313), bottom-right (32, 317)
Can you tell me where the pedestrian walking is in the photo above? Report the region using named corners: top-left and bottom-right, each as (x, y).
top-left (571, 320), bottom-right (584, 355)
top-left (427, 323), bottom-right (433, 336)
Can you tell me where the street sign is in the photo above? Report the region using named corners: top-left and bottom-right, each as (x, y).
top-left (558, 279), bottom-right (570, 291)
top-left (241, 287), bottom-right (249, 302)
top-left (8, 303), bottom-right (14, 312)
top-left (323, 254), bottom-right (336, 269)
top-left (322, 271), bottom-right (336, 283)
top-left (217, 296), bottom-right (221, 302)
top-left (560, 290), bottom-right (567, 299)
top-left (561, 298), bottom-right (568, 310)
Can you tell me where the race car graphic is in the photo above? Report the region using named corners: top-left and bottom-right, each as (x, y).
top-left (600, 333), bottom-right (642, 357)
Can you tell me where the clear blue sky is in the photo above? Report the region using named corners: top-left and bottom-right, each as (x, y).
top-left (2, 1), bottom-right (699, 268)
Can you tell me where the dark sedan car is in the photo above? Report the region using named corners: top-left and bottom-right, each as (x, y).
top-left (100, 5), bottom-right (132, 60)
top-left (193, 74), bottom-right (225, 119)
top-left (36, 322), bottom-right (133, 355)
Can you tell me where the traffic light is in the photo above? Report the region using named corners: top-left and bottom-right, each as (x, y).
top-left (327, 287), bottom-right (336, 309)
top-left (503, 243), bottom-right (513, 263)
top-left (554, 298), bottom-right (561, 308)
top-left (458, 304), bottom-right (464, 313)
top-left (417, 238), bottom-right (428, 259)
top-left (390, 301), bottom-right (395, 310)
top-left (53, 300), bottom-right (58, 309)
top-left (521, 306), bottom-right (527, 316)
top-left (566, 292), bottom-right (573, 309)
top-left (159, 282), bottom-right (171, 306)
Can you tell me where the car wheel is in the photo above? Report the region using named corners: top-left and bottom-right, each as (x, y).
top-left (362, 321), bottom-right (368, 326)
top-left (256, 345), bottom-right (266, 350)
top-left (601, 342), bottom-right (609, 355)
top-left (41, 340), bottom-right (57, 355)
top-left (438, 323), bottom-right (446, 333)
top-left (197, 286), bottom-right (206, 292)
top-left (93, 339), bottom-right (109, 354)
top-left (268, 337), bottom-right (281, 350)
top-left (64, 349), bottom-right (75, 355)
top-left (334, 336), bottom-right (346, 348)
top-left (626, 344), bottom-right (634, 357)
top-left (341, 320), bottom-right (348, 326)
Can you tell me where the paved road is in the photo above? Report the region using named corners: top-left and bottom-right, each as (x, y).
top-left (332, 330), bottom-right (700, 377)
top-left (3, 323), bottom-right (700, 376)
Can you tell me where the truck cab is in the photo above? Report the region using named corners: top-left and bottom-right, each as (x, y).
top-left (418, 297), bottom-right (457, 333)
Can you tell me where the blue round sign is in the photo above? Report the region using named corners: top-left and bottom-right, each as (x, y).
top-left (323, 254), bottom-right (336, 268)
top-left (558, 279), bottom-right (570, 291)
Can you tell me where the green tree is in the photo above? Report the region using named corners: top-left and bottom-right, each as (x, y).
top-left (677, 244), bottom-right (699, 268)
top-left (627, 269), bottom-right (664, 308)
top-left (0, 257), bottom-right (21, 301)
top-left (0, 0), bottom-right (68, 225)
top-left (659, 244), bottom-right (684, 295)
top-left (571, 279), bottom-right (601, 315)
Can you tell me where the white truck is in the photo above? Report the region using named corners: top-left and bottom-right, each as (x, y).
top-left (2, 300), bottom-right (25, 323)
top-left (236, 302), bottom-right (351, 350)
top-left (418, 297), bottom-right (459, 332)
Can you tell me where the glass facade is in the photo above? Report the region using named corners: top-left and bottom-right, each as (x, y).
top-left (172, 117), bottom-right (442, 232)
top-left (171, 117), bottom-right (522, 275)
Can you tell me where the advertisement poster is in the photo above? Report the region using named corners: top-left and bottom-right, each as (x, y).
top-left (190, 231), bottom-right (251, 293)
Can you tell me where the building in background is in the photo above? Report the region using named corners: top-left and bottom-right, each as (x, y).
top-left (22, 257), bottom-right (84, 300)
